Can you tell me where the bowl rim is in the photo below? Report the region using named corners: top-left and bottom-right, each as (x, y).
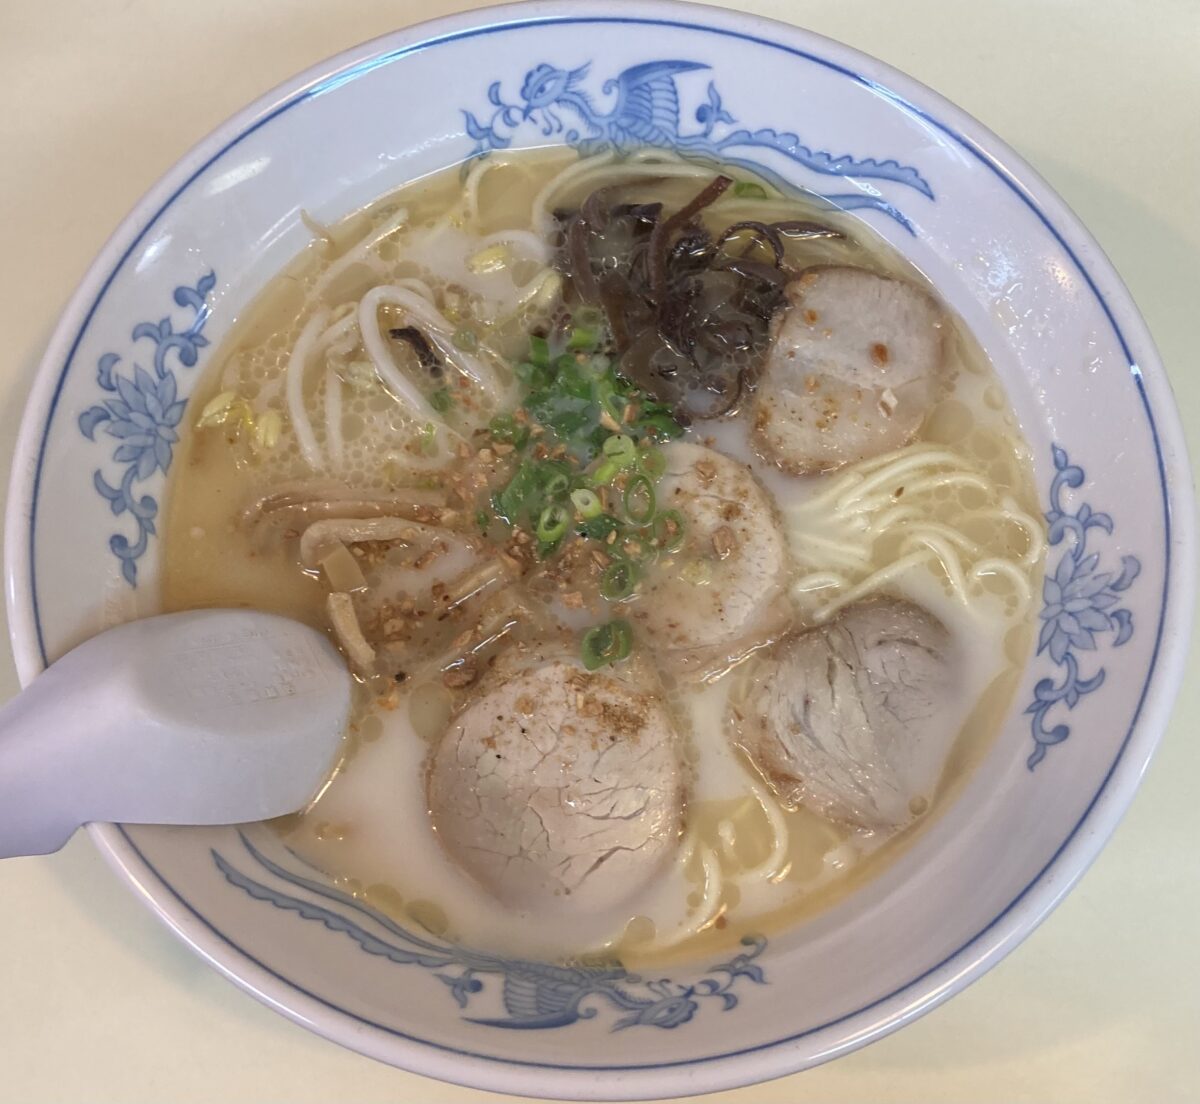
top-left (5, 1), bottom-right (1194, 1097)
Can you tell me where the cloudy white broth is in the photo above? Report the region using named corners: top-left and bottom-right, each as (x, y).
top-left (163, 149), bottom-right (1045, 965)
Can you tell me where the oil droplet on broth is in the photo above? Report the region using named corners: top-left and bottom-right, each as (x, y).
top-left (364, 883), bottom-right (406, 920)
top-left (408, 680), bottom-right (453, 742)
top-left (406, 900), bottom-right (449, 937)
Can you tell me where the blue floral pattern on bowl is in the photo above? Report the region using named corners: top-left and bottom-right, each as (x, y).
top-left (1026, 446), bottom-right (1139, 768)
top-left (77, 273), bottom-right (216, 585)
top-left (463, 59), bottom-right (932, 229)
top-left (214, 832), bottom-right (767, 1032)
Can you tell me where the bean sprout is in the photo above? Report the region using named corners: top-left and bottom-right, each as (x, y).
top-left (285, 308), bottom-right (331, 470)
top-left (358, 285), bottom-right (506, 407)
top-left (310, 206), bottom-right (410, 302)
top-left (461, 155), bottom-right (524, 225)
top-left (474, 227), bottom-right (552, 265)
top-left (323, 366), bottom-right (343, 471)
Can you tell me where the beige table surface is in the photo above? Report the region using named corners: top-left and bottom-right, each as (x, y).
top-left (1, 1), bottom-right (1197, 1101)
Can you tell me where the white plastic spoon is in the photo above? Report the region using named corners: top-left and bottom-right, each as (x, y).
top-left (0, 609), bottom-right (352, 858)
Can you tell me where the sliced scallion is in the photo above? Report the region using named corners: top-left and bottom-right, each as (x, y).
top-left (617, 533), bottom-right (653, 563)
top-left (590, 459), bottom-right (621, 486)
top-left (638, 447), bottom-right (666, 478)
top-left (571, 488), bottom-right (602, 519)
top-left (488, 413), bottom-right (529, 448)
top-left (600, 559), bottom-right (639, 601)
top-left (581, 619), bottom-right (634, 670)
top-left (652, 509), bottom-right (686, 552)
top-left (733, 180), bottom-right (768, 199)
top-left (594, 380), bottom-right (625, 423)
top-left (638, 412), bottom-right (684, 439)
top-left (568, 325), bottom-right (600, 351)
top-left (540, 468), bottom-right (571, 499)
top-left (529, 334), bottom-right (550, 368)
top-left (602, 433), bottom-right (638, 466)
top-left (579, 513), bottom-right (621, 541)
top-left (623, 474), bottom-right (656, 525)
top-left (536, 503), bottom-right (570, 544)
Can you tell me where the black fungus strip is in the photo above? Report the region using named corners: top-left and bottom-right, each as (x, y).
top-left (580, 185), bottom-right (614, 232)
top-left (719, 258), bottom-right (791, 288)
top-left (717, 220), bottom-right (786, 265)
top-left (648, 175), bottom-right (733, 309)
top-left (388, 326), bottom-right (441, 373)
top-left (597, 273), bottom-right (634, 354)
top-left (567, 214), bottom-right (601, 304)
top-left (552, 172), bottom-right (829, 424)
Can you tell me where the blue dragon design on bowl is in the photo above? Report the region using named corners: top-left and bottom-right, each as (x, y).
top-left (214, 832), bottom-right (767, 1032)
top-left (462, 58), bottom-right (933, 230)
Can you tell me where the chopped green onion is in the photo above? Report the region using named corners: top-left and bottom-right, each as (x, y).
top-left (590, 459), bottom-right (621, 486)
top-left (430, 388), bottom-right (454, 414)
top-left (488, 413), bottom-right (529, 448)
top-left (553, 351), bottom-right (589, 383)
top-left (637, 412), bottom-right (684, 439)
top-left (638, 447), bottom-right (666, 478)
top-left (529, 334), bottom-right (550, 368)
top-left (536, 503), bottom-right (570, 544)
top-left (475, 509), bottom-right (490, 533)
top-left (452, 327), bottom-right (478, 351)
top-left (623, 474), bottom-right (656, 525)
top-left (652, 509), bottom-right (686, 552)
top-left (515, 359), bottom-right (553, 390)
top-left (538, 461), bottom-right (573, 499)
top-left (580, 513), bottom-right (621, 541)
top-left (545, 473), bottom-right (571, 498)
top-left (495, 458), bottom-right (539, 521)
top-left (595, 380), bottom-right (626, 424)
top-left (602, 433), bottom-right (638, 466)
top-left (571, 488), bottom-right (602, 519)
top-left (733, 180), bottom-right (768, 199)
top-left (616, 533), bottom-right (653, 563)
top-left (600, 560), bottom-right (639, 601)
top-left (581, 619), bottom-right (634, 670)
top-left (568, 325), bottom-right (600, 351)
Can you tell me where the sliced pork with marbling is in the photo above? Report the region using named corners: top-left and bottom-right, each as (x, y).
top-left (426, 655), bottom-right (685, 911)
top-left (732, 598), bottom-right (958, 831)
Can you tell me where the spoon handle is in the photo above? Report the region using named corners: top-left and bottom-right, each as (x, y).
top-left (0, 663), bottom-right (94, 857)
top-left (0, 610), bottom-right (351, 858)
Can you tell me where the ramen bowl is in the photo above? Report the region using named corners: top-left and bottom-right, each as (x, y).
top-left (5, 2), bottom-right (1192, 1098)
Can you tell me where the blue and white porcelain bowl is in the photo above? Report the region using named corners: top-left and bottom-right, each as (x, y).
top-left (5, 2), bottom-right (1193, 1097)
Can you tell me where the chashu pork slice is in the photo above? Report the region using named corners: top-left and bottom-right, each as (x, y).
top-left (752, 266), bottom-right (945, 474)
top-left (732, 597), bottom-right (957, 831)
